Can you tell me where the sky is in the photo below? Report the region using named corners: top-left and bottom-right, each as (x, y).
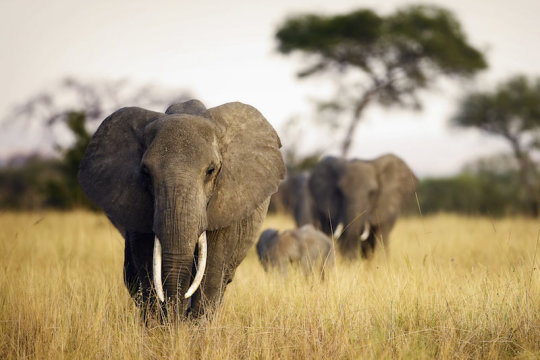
top-left (1, 0), bottom-right (540, 177)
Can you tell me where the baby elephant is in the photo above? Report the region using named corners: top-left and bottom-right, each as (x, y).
top-left (256, 224), bottom-right (335, 279)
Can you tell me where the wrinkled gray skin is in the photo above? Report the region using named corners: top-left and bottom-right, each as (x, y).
top-left (256, 224), bottom-right (335, 279)
top-left (269, 173), bottom-right (315, 227)
top-left (308, 154), bottom-right (417, 260)
top-left (78, 100), bottom-right (285, 320)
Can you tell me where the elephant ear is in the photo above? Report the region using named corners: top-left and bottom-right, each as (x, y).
top-left (370, 154), bottom-right (418, 224)
top-left (78, 107), bottom-right (162, 232)
top-left (308, 156), bottom-right (346, 221)
top-left (204, 102), bottom-right (286, 229)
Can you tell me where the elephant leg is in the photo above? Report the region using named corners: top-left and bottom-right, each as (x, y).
top-left (360, 231), bottom-right (376, 260)
top-left (319, 246), bottom-right (335, 280)
top-left (279, 259), bottom-right (289, 278)
top-left (189, 201), bottom-right (268, 319)
top-left (377, 219), bottom-right (396, 255)
top-left (123, 242), bottom-right (139, 299)
top-left (299, 253), bottom-right (313, 277)
top-left (361, 219), bottom-right (395, 259)
top-left (338, 229), bottom-right (361, 260)
top-left (187, 229), bottom-right (227, 319)
top-left (124, 231), bottom-right (157, 310)
top-left (189, 227), bottom-right (256, 319)
top-left (317, 212), bottom-right (335, 236)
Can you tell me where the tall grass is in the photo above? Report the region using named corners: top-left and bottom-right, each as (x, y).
top-left (0, 211), bottom-right (538, 359)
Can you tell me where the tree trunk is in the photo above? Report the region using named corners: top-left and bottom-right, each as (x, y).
top-left (507, 136), bottom-right (539, 216)
top-left (340, 94), bottom-right (371, 157)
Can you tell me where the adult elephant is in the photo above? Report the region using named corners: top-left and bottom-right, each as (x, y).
top-left (308, 154), bottom-right (417, 260)
top-left (269, 173), bottom-right (315, 227)
top-left (78, 100), bottom-right (285, 320)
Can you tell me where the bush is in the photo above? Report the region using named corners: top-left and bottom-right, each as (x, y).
top-left (416, 172), bottom-right (526, 216)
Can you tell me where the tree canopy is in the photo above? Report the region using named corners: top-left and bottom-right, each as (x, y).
top-left (276, 5), bottom-right (487, 155)
top-left (453, 75), bottom-right (540, 142)
top-left (452, 75), bottom-right (540, 215)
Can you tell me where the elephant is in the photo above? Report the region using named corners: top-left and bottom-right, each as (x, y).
top-left (269, 172), bottom-right (315, 227)
top-left (256, 224), bottom-right (335, 279)
top-left (308, 154), bottom-right (417, 260)
top-left (78, 99), bottom-right (285, 320)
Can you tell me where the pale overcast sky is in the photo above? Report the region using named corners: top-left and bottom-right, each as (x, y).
top-left (1, 0), bottom-right (540, 176)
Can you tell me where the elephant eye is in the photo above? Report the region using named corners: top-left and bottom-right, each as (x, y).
top-left (206, 165), bottom-right (215, 176)
top-left (140, 164), bottom-right (153, 191)
top-left (141, 164), bottom-right (150, 176)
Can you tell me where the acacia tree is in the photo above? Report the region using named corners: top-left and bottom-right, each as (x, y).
top-left (5, 77), bottom-right (190, 148)
top-left (276, 5), bottom-right (487, 156)
top-left (452, 75), bottom-right (540, 215)
top-left (1, 77), bottom-right (191, 208)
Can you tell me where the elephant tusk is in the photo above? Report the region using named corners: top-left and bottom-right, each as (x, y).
top-left (360, 222), bottom-right (371, 241)
top-left (184, 232), bottom-right (207, 299)
top-left (332, 223), bottom-right (343, 239)
top-left (153, 236), bottom-right (165, 302)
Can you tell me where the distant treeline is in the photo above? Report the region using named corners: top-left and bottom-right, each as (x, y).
top-left (0, 110), bottom-right (532, 215)
top-left (0, 153), bottom-right (532, 217)
top-left (0, 112), bottom-right (96, 211)
top-left (410, 172), bottom-right (528, 216)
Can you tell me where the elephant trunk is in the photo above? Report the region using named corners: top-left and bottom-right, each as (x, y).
top-left (152, 189), bottom-right (207, 316)
top-left (153, 233), bottom-right (207, 302)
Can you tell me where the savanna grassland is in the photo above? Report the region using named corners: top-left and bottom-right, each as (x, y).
top-left (0, 211), bottom-right (538, 359)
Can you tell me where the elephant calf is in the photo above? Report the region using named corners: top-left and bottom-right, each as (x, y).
top-left (256, 224), bottom-right (335, 279)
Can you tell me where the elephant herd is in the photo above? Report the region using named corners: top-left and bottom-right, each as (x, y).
top-left (78, 99), bottom-right (417, 322)
top-left (258, 153), bottom-right (417, 279)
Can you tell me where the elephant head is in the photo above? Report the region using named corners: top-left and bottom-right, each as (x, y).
top-left (308, 154), bottom-right (417, 259)
top-left (255, 228), bottom-right (280, 273)
top-left (78, 100), bottom-right (285, 317)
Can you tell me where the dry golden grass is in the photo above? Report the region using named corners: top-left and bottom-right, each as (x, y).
top-left (0, 210), bottom-right (538, 359)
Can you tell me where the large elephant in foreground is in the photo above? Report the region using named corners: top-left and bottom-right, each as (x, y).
top-left (78, 100), bottom-right (285, 320)
top-left (308, 154), bottom-right (417, 260)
